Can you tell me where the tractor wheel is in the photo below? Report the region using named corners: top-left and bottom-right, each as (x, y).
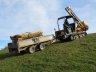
top-left (79, 34), bottom-right (83, 38)
top-left (70, 35), bottom-right (74, 41)
top-left (82, 34), bottom-right (85, 37)
top-left (84, 32), bottom-right (87, 36)
top-left (76, 35), bottom-right (79, 40)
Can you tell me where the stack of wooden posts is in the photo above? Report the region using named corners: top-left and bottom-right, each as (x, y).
top-left (10, 32), bottom-right (43, 42)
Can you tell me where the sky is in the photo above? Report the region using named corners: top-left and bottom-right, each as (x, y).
top-left (0, 0), bottom-right (96, 49)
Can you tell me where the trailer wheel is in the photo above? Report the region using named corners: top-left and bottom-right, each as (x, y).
top-left (39, 44), bottom-right (45, 50)
top-left (29, 46), bottom-right (35, 53)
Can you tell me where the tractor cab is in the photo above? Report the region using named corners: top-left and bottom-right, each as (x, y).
top-left (55, 6), bottom-right (88, 41)
top-left (58, 16), bottom-right (76, 34)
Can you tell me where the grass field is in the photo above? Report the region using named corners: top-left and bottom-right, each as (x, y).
top-left (0, 33), bottom-right (96, 72)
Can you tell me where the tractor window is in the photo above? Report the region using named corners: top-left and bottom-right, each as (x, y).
top-left (67, 18), bottom-right (74, 24)
top-left (58, 19), bottom-right (64, 30)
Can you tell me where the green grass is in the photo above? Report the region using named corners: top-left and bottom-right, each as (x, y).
top-left (0, 33), bottom-right (96, 72)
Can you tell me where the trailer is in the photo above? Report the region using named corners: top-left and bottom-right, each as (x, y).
top-left (8, 32), bottom-right (55, 54)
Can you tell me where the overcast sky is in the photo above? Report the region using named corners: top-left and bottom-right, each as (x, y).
top-left (0, 0), bottom-right (96, 48)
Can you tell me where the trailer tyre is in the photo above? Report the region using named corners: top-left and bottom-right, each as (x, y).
top-left (39, 44), bottom-right (45, 50)
top-left (29, 46), bottom-right (35, 53)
